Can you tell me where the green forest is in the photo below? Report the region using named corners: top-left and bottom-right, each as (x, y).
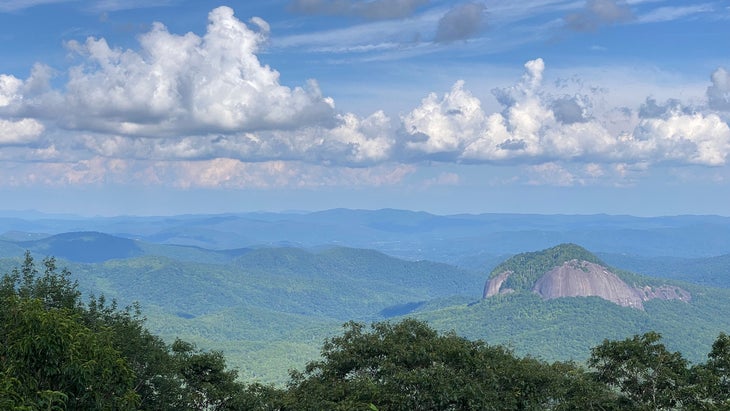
top-left (2, 253), bottom-right (730, 410)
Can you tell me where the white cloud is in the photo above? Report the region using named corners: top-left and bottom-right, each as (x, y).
top-left (401, 58), bottom-right (730, 167)
top-left (632, 111), bottom-right (730, 166)
top-left (0, 74), bottom-right (22, 107)
top-left (0, 118), bottom-right (44, 145)
top-left (402, 79), bottom-right (486, 156)
top-left (707, 67), bottom-right (730, 111)
top-left (1, 4), bottom-right (729, 191)
top-left (25, 6), bottom-right (335, 137)
top-left (75, 110), bottom-right (396, 166)
top-left (404, 58), bottom-right (617, 162)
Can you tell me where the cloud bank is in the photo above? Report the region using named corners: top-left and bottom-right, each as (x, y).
top-left (1, 6), bottom-right (729, 189)
top-left (403, 58), bottom-right (730, 167)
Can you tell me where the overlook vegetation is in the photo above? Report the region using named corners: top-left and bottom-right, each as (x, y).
top-left (2, 253), bottom-right (730, 410)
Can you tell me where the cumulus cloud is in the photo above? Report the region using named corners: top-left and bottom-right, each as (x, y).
top-left (402, 80), bottom-right (486, 157)
top-left (0, 74), bottom-right (23, 107)
top-left (434, 2), bottom-right (486, 43)
top-left (0, 118), bottom-right (45, 145)
top-left (1, 4), bottom-right (729, 191)
top-left (75, 110), bottom-right (395, 166)
top-left (633, 111), bottom-right (730, 166)
top-left (401, 58), bottom-right (730, 167)
top-left (707, 67), bottom-right (730, 111)
top-left (62, 55), bottom-right (728, 170)
top-left (565, 0), bottom-right (633, 32)
top-left (288, 0), bottom-right (429, 20)
top-left (15, 6), bottom-right (335, 137)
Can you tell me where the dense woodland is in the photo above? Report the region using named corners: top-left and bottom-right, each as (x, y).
top-left (1, 252), bottom-right (730, 410)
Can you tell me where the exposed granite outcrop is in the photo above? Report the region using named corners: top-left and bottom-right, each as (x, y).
top-left (484, 259), bottom-right (690, 310)
top-left (483, 270), bottom-right (514, 297)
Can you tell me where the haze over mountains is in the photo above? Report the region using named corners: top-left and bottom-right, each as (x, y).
top-left (3, 208), bottom-right (730, 259)
top-left (1, 209), bottom-right (730, 383)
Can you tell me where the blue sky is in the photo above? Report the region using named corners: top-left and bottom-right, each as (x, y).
top-left (0, 0), bottom-right (729, 216)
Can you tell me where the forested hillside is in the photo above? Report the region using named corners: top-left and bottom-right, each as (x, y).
top-left (2, 211), bottom-right (730, 385)
top-left (2, 256), bottom-right (730, 410)
top-left (2, 240), bottom-right (730, 385)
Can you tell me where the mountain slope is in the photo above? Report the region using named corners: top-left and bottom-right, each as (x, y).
top-left (1, 244), bottom-right (483, 383)
top-left (483, 243), bottom-right (690, 309)
top-left (17, 231), bottom-right (143, 263)
top-left (2, 236), bottom-right (729, 385)
top-left (599, 252), bottom-right (730, 288)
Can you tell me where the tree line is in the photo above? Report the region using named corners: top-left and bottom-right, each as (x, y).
top-left (1, 252), bottom-right (729, 410)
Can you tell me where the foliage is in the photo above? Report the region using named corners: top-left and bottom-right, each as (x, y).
top-left (0, 296), bottom-right (138, 409)
top-left (0, 251), bottom-right (254, 410)
top-left (692, 332), bottom-right (730, 409)
top-left (589, 332), bottom-right (692, 410)
top-left (282, 318), bottom-right (620, 410)
top-left (3, 252), bottom-right (730, 410)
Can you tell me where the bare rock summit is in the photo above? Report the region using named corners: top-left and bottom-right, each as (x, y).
top-left (483, 244), bottom-right (690, 310)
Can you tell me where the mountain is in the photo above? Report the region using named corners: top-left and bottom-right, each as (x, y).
top-left (483, 244), bottom-right (691, 309)
top-left (0, 237), bottom-right (485, 383)
top-left (3, 210), bottom-right (730, 262)
top-left (16, 231), bottom-right (143, 263)
top-left (598, 252), bottom-right (730, 288)
top-left (2, 213), bottom-right (730, 384)
top-left (407, 243), bottom-right (730, 369)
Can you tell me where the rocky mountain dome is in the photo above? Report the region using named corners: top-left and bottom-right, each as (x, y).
top-left (483, 244), bottom-right (690, 310)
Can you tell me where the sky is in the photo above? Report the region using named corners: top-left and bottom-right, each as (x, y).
top-left (0, 0), bottom-right (729, 216)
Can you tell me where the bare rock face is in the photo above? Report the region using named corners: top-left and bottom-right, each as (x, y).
top-left (484, 258), bottom-right (692, 310)
top-left (531, 260), bottom-right (644, 309)
top-left (634, 285), bottom-right (692, 303)
top-left (483, 271), bottom-right (514, 298)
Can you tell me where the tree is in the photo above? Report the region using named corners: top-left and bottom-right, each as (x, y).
top-left (0, 251), bottom-right (80, 311)
top-left (1, 251), bottom-right (254, 411)
top-left (689, 333), bottom-right (730, 410)
top-left (171, 339), bottom-right (247, 410)
top-left (283, 318), bottom-right (616, 410)
top-left (0, 296), bottom-right (138, 409)
top-left (588, 332), bottom-right (691, 410)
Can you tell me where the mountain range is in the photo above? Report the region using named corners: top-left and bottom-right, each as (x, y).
top-left (1, 209), bottom-right (729, 384)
